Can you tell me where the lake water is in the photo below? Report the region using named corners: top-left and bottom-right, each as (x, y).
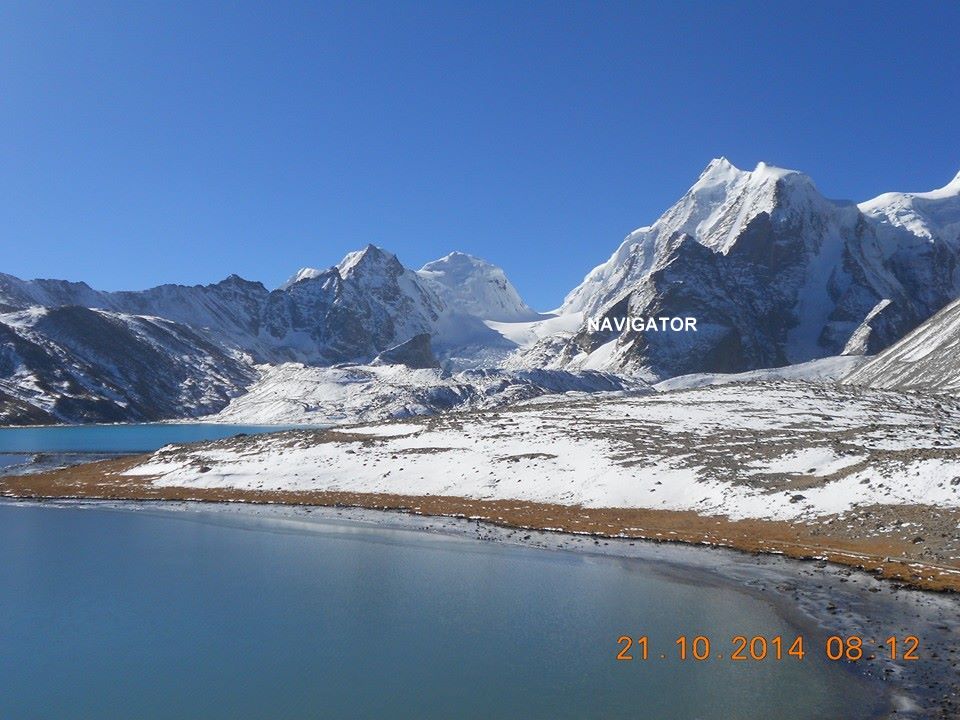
top-left (0, 501), bottom-right (880, 719)
top-left (0, 423), bottom-right (295, 454)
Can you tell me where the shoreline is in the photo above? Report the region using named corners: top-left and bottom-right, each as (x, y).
top-left (4, 495), bottom-right (959, 718)
top-left (4, 455), bottom-right (960, 593)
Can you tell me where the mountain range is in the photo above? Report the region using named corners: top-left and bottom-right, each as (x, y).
top-left (0, 247), bottom-right (550, 423)
top-left (2, 158), bottom-right (959, 424)
top-left (1, 246), bottom-right (522, 367)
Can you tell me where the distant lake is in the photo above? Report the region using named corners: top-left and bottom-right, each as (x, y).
top-left (0, 423), bottom-right (295, 454)
top-left (0, 502), bottom-right (881, 719)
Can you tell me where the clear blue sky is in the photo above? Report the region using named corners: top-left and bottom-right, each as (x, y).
top-left (3, 1), bottom-right (959, 309)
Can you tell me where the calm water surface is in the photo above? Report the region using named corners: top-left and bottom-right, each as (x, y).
top-left (0, 423), bottom-right (295, 454)
top-left (0, 502), bottom-right (879, 719)
top-left (0, 453), bottom-right (31, 471)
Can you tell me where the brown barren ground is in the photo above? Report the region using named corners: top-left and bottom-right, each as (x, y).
top-left (4, 456), bottom-right (960, 593)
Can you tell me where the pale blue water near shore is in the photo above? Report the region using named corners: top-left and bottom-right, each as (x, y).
top-left (0, 502), bottom-right (880, 719)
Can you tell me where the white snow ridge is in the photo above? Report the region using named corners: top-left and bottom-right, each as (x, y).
top-left (417, 252), bottom-right (540, 322)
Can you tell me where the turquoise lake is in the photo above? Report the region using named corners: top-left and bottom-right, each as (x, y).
top-left (0, 501), bottom-right (880, 719)
top-left (0, 423), bottom-right (294, 454)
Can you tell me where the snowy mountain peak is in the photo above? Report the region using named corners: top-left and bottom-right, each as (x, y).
top-left (697, 156), bottom-right (740, 183)
top-left (694, 158), bottom-right (807, 191)
top-left (430, 250), bottom-right (476, 264)
top-left (857, 167), bottom-right (960, 256)
top-left (420, 251), bottom-right (502, 276)
top-left (561, 158), bottom-right (829, 316)
top-left (417, 251), bottom-right (539, 321)
top-left (691, 157), bottom-right (746, 193)
top-left (940, 168), bottom-right (960, 195)
top-left (751, 160), bottom-right (803, 182)
top-left (337, 244), bottom-right (403, 279)
top-left (215, 274), bottom-right (268, 293)
top-left (279, 267), bottom-right (324, 289)
top-left (861, 169), bottom-right (960, 209)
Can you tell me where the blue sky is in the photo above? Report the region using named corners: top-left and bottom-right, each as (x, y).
top-left (3, 1), bottom-right (959, 309)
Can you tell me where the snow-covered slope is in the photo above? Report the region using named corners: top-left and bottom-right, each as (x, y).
top-left (208, 362), bottom-right (641, 425)
top-left (417, 252), bottom-right (539, 321)
top-left (859, 170), bottom-right (960, 246)
top-left (844, 295), bottom-right (960, 394)
top-left (654, 355), bottom-right (866, 392)
top-left (514, 159), bottom-right (960, 379)
top-left (0, 306), bottom-right (255, 424)
top-left (130, 380), bottom-right (960, 524)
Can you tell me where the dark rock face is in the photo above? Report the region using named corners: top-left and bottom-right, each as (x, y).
top-left (259, 248), bottom-right (442, 364)
top-left (0, 307), bottom-right (256, 424)
top-left (0, 388), bottom-right (57, 426)
top-left (373, 333), bottom-right (440, 369)
top-left (608, 216), bottom-right (919, 377)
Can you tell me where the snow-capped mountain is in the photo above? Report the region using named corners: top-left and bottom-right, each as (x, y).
top-left (0, 271), bottom-right (272, 355)
top-left (859, 170), bottom-right (960, 245)
top-left (261, 244), bottom-right (449, 364)
top-left (417, 252), bottom-right (540, 322)
top-left (0, 306), bottom-right (255, 424)
top-left (844, 294), bottom-right (960, 394)
top-left (1, 245), bottom-right (531, 368)
top-left (0, 275), bottom-right (108, 312)
top-left (519, 159), bottom-right (960, 379)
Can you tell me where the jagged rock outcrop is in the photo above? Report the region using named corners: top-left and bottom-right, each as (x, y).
top-left (372, 333), bottom-right (440, 369)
